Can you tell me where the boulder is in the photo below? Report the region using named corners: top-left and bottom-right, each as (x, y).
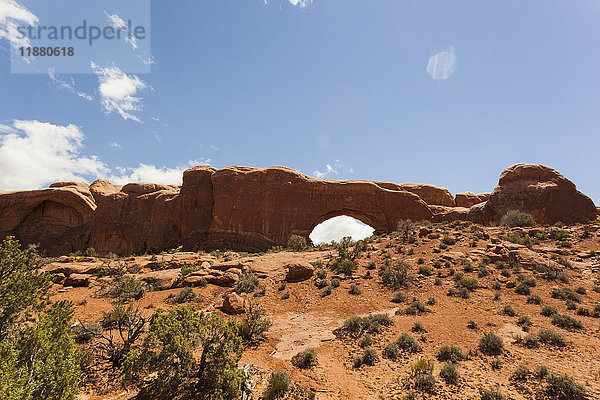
top-left (180, 275), bottom-right (208, 287)
top-left (222, 293), bottom-right (246, 315)
top-left (209, 272), bottom-right (238, 287)
top-left (467, 164), bottom-right (597, 225)
top-left (44, 263), bottom-right (99, 276)
top-left (285, 262), bottom-right (315, 282)
top-left (138, 269), bottom-right (180, 290)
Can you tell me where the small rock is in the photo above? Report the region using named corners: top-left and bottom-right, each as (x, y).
top-left (285, 262), bottom-right (315, 283)
top-left (222, 293), bottom-right (245, 315)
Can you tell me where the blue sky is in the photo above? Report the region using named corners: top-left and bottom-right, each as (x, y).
top-left (1, 0), bottom-right (599, 206)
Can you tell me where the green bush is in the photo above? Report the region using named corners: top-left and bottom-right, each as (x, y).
top-left (512, 364), bottom-right (530, 381)
top-left (527, 294), bottom-right (542, 305)
top-left (239, 302), bottom-right (272, 343)
top-left (545, 374), bottom-right (587, 400)
top-left (552, 314), bottom-right (583, 330)
top-left (551, 288), bottom-right (580, 303)
top-left (380, 260), bottom-right (411, 289)
top-left (234, 273), bottom-right (260, 294)
top-left (538, 329), bottom-right (566, 347)
top-left (383, 342), bottom-right (400, 359)
top-left (105, 275), bottom-right (145, 302)
top-left (479, 333), bottom-right (504, 355)
top-left (437, 344), bottom-right (464, 362)
top-left (541, 305), bottom-right (558, 317)
top-left (410, 358), bottom-right (436, 393)
top-left (391, 291), bottom-right (407, 303)
top-left (291, 348), bottom-right (318, 369)
top-left (405, 300), bottom-right (426, 315)
top-left (342, 314), bottom-right (392, 337)
top-left (357, 348), bottom-right (378, 367)
top-left (288, 235), bottom-right (308, 251)
top-left (500, 211), bottom-right (536, 227)
top-left (124, 306), bottom-right (244, 400)
top-left (0, 301), bottom-right (80, 400)
top-left (396, 333), bottom-right (421, 353)
top-left (0, 237), bottom-right (51, 338)
top-left (172, 287), bottom-right (196, 303)
top-left (349, 284), bottom-right (361, 295)
top-left (503, 305), bottom-right (516, 317)
top-left (264, 370), bottom-right (292, 400)
top-left (515, 283), bottom-right (531, 295)
top-left (481, 388), bottom-right (504, 400)
top-left (440, 362), bottom-right (459, 384)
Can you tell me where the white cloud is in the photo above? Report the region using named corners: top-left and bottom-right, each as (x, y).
top-left (310, 216), bottom-right (374, 245)
top-left (0, 120), bottom-right (207, 190)
top-left (48, 69), bottom-right (93, 101)
top-left (426, 46), bottom-right (457, 80)
top-left (109, 141), bottom-right (121, 149)
top-left (107, 160), bottom-right (209, 186)
top-left (288, 0), bottom-right (312, 8)
top-left (313, 160), bottom-right (353, 179)
top-left (0, 120), bottom-right (107, 190)
top-left (91, 62), bottom-right (148, 122)
top-left (0, 0), bottom-right (38, 51)
top-left (105, 11), bottom-right (137, 50)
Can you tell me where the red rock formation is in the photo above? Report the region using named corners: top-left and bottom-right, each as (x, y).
top-left (0, 164), bottom-right (596, 255)
top-left (455, 192), bottom-right (491, 208)
top-left (467, 164), bottom-right (597, 225)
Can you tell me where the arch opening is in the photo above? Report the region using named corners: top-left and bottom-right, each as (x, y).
top-left (309, 215), bottom-right (375, 245)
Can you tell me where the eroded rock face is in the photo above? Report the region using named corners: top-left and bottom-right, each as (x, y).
top-left (455, 192), bottom-right (491, 208)
top-left (467, 164), bottom-right (597, 225)
top-left (0, 164), bottom-right (596, 255)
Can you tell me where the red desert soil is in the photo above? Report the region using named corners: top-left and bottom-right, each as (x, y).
top-left (48, 222), bottom-right (600, 400)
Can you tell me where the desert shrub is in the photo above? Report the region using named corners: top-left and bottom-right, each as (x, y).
top-left (330, 278), bottom-right (341, 288)
top-left (0, 301), bottom-right (80, 400)
top-left (264, 370), bottom-right (292, 400)
top-left (576, 307), bottom-right (590, 317)
top-left (551, 314), bottom-right (583, 330)
top-left (380, 260), bottom-right (410, 289)
top-left (478, 266), bottom-right (489, 277)
top-left (512, 364), bottom-right (530, 381)
top-left (538, 329), bottom-right (566, 347)
top-left (281, 290), bottom-right (290, 300)
top-left (479, 333), bottom-right (504, 355)
top-left (239, 302), bottom-right (271, 343)
top-left (410, 358), bottom-right (436, 392)
top-left (541, 305), bottom-right (558, 317)
top-left (349, 284), bottom-right (361, 295)
top-left (397, 220), bottom-right (416, 242)
top-left (500, 211), bottom-right (536, 227)
top-left (334, 258), bottom-right (357, 275)
top-left (545, 374), bottom-right (587, 400)
top-left (123, 306), bottom-right (243, 400)
top-left (490, 358), bottom-right (502, 370)
top-left (383, 341), bottom-right (400, 359)
top-left (360, 333), bottom-right (373, 348)
top-left (95, 303), bottom-right (146, 368)
top-left (467, 320), bottom-right (478, 329)
top-left (342, 314), bottom-right (392, 337)
top-left (481, 388), bottom-right (504, 400)
top-left (515, 283), bottom-right (531, 295)
top-left (551, 288), bottom-right (580, 303)
top-left (396, 333), bottom-right (421, 353)
top-left (442, 235), bottom-right (456, 245)
top-left (0, 237), bottom-right (51, 339)
top-left (574, 286), bottom-right (587, 295)
top-left (315, 268), bottom-right (327, 279)
top-left (288, 234), bottom-right (308, 251)
top-left (391, 291), bottom-right (407, 303)
top-left (437, 344), bottom-right (464, 362)
top-left (173, 287), bottom-right (196, 303)
top-left (418, 265), bottom-right (433, 276)
top-left (536, 365), bottom-right (549, 379)
top-left (354, 348), bottom-right (378, 367)
top-left (72, 321), bottom-right (101, 343)
top-left (234, 273), bottom-right (260, 294)
top-left (521, 334), bottom-right (539, 348)
top-left (440, 362), bottom-right (459, 384)
top-left (105, 275), bottom-right (145, 302)
top-left (527, 294), bottom-right (542, 305)
top-left (503, 305), bottom-right (516, 317)
top-left (291, 348), bottom-right (318, 369)
top-left (458, 278), bottom-right (479, 292)
top-left (517, 316), bottom-right (532, 331)
top-left (405, 300), bottom-right (427, 315)
top-left (417, 257), bottom-right (425, 264)
top-left (315, 278), bottom-right (328, 289)
top-left (320, 286), bottom-right (332, 297)
top-left (566, 300), bottom-right (577, 310)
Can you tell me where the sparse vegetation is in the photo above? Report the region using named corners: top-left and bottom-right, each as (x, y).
top-left (479, 333), bottom-right (504, 355)
top-left (500, 210), bottom-right (536, 227)
top-left (292, 348), bottom-right (318, 369)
